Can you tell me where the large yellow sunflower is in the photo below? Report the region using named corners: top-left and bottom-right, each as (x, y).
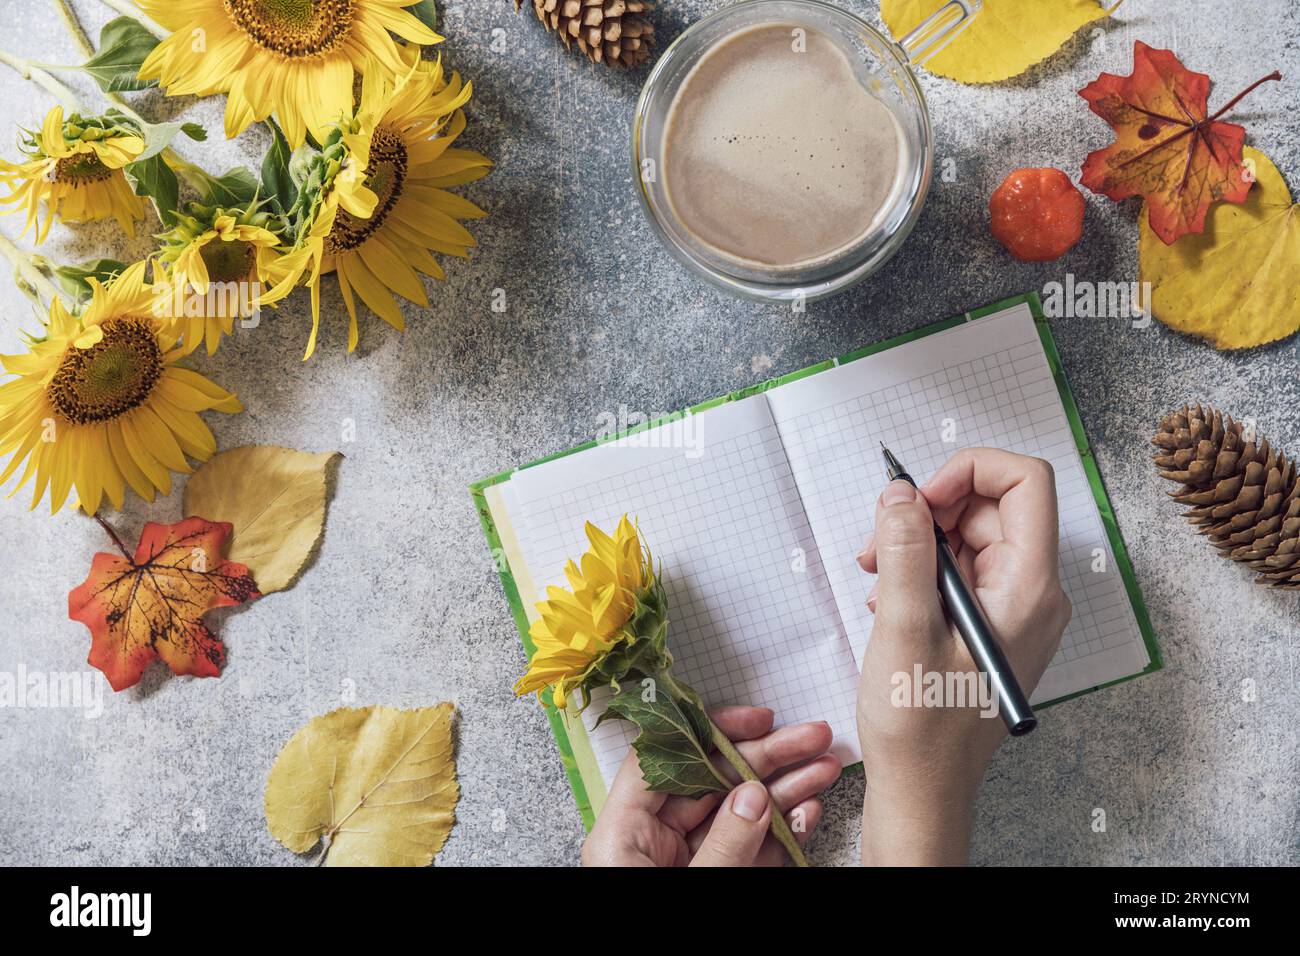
top-left (262, 54), bottom-right (490, 356)
top-left (156, 205), bottom-right (285, 355)
top-left (0, 106), bottom-right (148, 243)
top-left (514, 516), bottom-right (650, 710)
top-left (136, 0), bottom-right (442, 148)
top-left (0, 261), bottom-right (243, 515)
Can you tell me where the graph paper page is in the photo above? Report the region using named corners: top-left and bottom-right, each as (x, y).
top-left (765, 303), bottom-right (1150, 704)
top-left (508, 395), bottom-right (862, 787)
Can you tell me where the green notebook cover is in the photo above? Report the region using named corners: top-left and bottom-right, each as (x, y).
top-left (470, 292), bottom-right (1163, 830)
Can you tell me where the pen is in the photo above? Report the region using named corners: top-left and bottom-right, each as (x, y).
top-left (878, 443), bottom-right (1037, 736)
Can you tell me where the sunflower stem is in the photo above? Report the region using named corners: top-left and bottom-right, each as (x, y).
top-left (704, 714), bottom-right (811, 867)
top-left (0, 232), bottom-right (65, 309)
top-left (93, 514), bottom-right (133, 559)
top-left (97, 0), bottom-right (169, 40)
top-left (657, 670), bottom-right (810, 867)
top-left (0, 49), bottom-right (82, 112)
top-left (51, 0), bottom-right (96, 60)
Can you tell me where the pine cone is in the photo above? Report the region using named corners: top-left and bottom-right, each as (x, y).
top-left (517, 0), bottom-right (656, 68)
top-left (1153, 403), bottom-right (1300, 588)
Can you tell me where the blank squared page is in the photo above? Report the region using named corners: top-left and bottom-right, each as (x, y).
top-left (765, 303), bottom-right (1151, 703)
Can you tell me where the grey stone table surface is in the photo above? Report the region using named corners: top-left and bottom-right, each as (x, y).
top-left (0, 0), bottom-right (1296, 866)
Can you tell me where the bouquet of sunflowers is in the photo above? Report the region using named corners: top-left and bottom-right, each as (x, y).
top-left (514, 516), bottom-right (809, 866)
top-left (0, 0), bottom-right (489, 516)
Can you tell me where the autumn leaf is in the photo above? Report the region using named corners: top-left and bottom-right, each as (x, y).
top-left (68, 517), bottom-right (261, 691)
top-left (1138, 147), bottom-right (1300, 350)
top-left (880, 0), bottom-right (1121, 84)
top-left (183, 445), bottom-right (341, 594)
top-left (265, 704), bottom-right (459, 867)
top-left (1080, 41), bottom-right (1281, 244)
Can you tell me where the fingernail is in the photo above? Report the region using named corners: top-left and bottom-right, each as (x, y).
top-left (866, 588), bottom-right (877, 613)
top-left (732, 781), bottom-right (767, 822)
top-left (855, 534), bottom-right (874, 562)
top-left (880, 480), bottom-right (917, 506)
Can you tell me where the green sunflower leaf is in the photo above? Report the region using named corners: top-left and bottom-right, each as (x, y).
top-left (124, 153), bottom-right (179, 225)
top-left (50, 259), bottom-right (127, 304)
top-left (409, 0), bottom-right (439, 32)
top-left (192, 166), bottom-right (260, 209)
top-left (81, 16), bottom-right (160, 94)
top-left (596, 682), bottom-right (727, 798)
top-left (260, 119), bottom-right (297, 217)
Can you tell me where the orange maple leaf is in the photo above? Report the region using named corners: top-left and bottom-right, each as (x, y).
top-left (68, 517), bottom-right (261, 691)
top-left (1080, 41), bottom-right (1281, 244)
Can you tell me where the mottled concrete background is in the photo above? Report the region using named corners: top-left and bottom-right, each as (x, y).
top-left (0, 0), bottom-right (1296, 866)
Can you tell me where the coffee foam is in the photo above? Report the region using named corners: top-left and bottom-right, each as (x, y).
top-left (662, 22), bottom-right (905, 271)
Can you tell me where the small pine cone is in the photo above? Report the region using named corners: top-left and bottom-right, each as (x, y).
top-left (1153, 403), bottom-right (1300, 588)
top-left (517, 0), bottom-right (656, 69)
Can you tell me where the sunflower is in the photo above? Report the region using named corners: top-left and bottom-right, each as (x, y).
top-left (137, 0), bottom-right (442, 148)
top-left (513, 516), bottom-right (661, 710)
top-left (261, 53), bottom-right (490, 357)
top-left (156, 204), bottom-right (285, 355)
top-left (259, 103), bottom-right (380, 356)
top-left (0, 261), bottom-right (243, 515)
top-left (0, 106), bottom-right (148, 243)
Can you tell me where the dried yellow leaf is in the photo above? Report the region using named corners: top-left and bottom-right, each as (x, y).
top-left (1138, 147), bottom-right (1300, 350)
top-left (183, 445), bottom-right (341, 594)
top-left (880, 0), bottom-right (1120, 84)
top-left (265, 704), bottom-right (459, 867)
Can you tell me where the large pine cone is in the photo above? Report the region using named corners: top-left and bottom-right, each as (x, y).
top-left (518, 0), bottom-right (656, 68)
top-left (1153, 403), bottom-right (1300, 588)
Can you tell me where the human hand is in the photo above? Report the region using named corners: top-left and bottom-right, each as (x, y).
top-left (581, 706), bottom-right (839, 866)
top-left (855, 448), bottom-right (1071, 865)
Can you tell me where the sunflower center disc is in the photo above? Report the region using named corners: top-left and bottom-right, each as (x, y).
top-left (53, 152), bottom-right (113, 185)
top-left (199, 238), bottom-right (256, 284)
top-left (224, 0), bottom-right (354, 58)
top-left (325, 124), bottom-right (408, 253)
top-left (48, 318), bottom-right (163, 424)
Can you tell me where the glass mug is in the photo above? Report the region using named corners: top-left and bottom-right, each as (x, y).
top-left (631, 0), bottom-right (981, 303)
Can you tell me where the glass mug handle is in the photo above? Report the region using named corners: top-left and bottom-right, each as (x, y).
top-left (896, 0), bottom-right (982, 66)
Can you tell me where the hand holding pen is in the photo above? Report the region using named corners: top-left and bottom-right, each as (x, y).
top-left (879, 442), bottom-right (1038, 735)
top-left (854, 448), bottom-right (1072, 864)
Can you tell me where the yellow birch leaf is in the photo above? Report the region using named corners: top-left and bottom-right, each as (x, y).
top-left (880, 0), bottom-right (1120, 84)
top-left (182, 445), bottom-right (341, 594)
top-left (265, 704), bottom-right (459, 867)
top-left (1138, 147), bottom-right (1300, 350)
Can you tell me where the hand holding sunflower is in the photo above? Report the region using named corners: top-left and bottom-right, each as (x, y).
top-left (513, 516), bottom-right (812, 866)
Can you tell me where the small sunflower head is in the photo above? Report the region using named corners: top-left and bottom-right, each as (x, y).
top-left (157, 201), bottom-right (284, 276)
top-left (155, 202), bottom-right (288, 355)
top-left (286, 115), bottom-right (378, 241)
top-left (0, 106), bottom-right (149, 242)
top-left (21, 107), bottom-right (145, 171)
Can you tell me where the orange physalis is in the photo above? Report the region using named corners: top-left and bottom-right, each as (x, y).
top-left (989, 167), bottom-right (1086, 262)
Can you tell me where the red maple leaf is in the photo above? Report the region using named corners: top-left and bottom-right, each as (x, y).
top-left (68, 517), bottom-right (261, 691)
top-left (1080, 41), bottom-right (1281, 244)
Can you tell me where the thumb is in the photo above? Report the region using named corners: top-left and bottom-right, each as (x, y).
top-left (872, 479), bottom-right (944, 633)
top-left (690, 781), bottom-right (771, 867)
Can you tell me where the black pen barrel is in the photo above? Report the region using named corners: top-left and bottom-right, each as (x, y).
top-left (935, 539), bottom-right (1038, 736)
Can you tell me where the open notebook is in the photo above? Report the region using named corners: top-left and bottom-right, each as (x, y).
top-left (473, 294), bottom-right (1161, 827)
